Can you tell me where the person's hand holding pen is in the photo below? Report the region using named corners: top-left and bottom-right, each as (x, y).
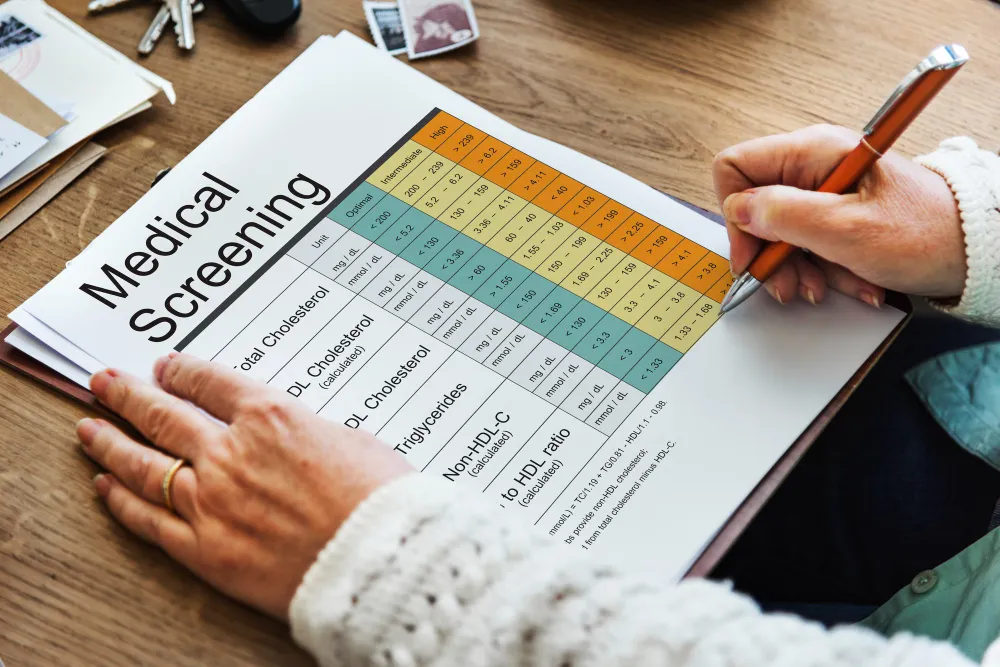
top-left (717, 44), bottom-right (970, 312)
top-left (714, 123), bottom-right (967, 308)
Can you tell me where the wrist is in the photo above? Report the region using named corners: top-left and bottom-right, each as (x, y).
top-left (916, 137), bottom-right (1000, 321)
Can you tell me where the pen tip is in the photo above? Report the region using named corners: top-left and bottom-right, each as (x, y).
top-left (720, 272), bottom-right (762, 314)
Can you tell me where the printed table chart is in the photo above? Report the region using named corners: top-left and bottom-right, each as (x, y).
top-left (187, 109), bottom-right (733, 523)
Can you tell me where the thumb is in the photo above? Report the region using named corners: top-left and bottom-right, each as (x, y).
top-left (723, 185), bottom-right (866, 262)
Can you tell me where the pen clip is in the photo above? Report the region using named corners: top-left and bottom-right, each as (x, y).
top-left (863, 44), bottom-right (969, 136)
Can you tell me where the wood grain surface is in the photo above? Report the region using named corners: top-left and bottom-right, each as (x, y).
top-left (1, 0), bottom-right (998, 664)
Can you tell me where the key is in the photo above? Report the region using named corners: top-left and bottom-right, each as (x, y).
top-left (171, 0), bottom-right (196, 50)
top-left (87, 0), bottom-right (136, 12)
top-left (138, 1), bottom-right (203, 55)
top-left (138, 4), bottom-right (170, 55)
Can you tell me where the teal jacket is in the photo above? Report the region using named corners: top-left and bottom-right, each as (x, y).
top-left (861, 343), bottom-right (1000, 660)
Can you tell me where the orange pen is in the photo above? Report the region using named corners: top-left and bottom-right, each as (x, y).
top-left (721, 44), bottom-right (969, 313)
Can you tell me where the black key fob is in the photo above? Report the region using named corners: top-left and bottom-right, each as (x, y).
top-left (220, 0), bottom-right (301, 34)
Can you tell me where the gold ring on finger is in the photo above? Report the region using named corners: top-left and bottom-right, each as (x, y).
top-left (162, 458), bottom-right (188, 514)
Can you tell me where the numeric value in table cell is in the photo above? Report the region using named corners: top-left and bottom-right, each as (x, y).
top-left (428, 232), bottom-right (486, 285)
top-left (497, 270), bottom-right (557, 322)
top-left (434, 296), bottom-right (492, 348)
top-left (557, 187), bottom-right (609, 228)
top-left (286, 217), bottom-right (348, 265)
top-left (535, 173), bottom-right (584, 215)
top-left (416, 164), bottom-right (478, 215)
top-left (610, 269), bottom-right (675, 324)
top-left (680, 251), bottom-right (728, 293)
top-left (635, 282), bottom-right (699, 338)
top-left (549, 298), bottom-right (606, 350)
top-left (463, 190), bottom-right (526, 243)
top-left (459, 135), bottom-right (511, 176)
top-left (399, 219), bottom-right (459, 268)
top-left (328, 181), bottom-right (386, 229)
top-left (584, 254), bottom-right (649, 309)
top-left (573, 311), bottom-right (633, 366)
top-left (486, 203), bottom-right (552, 256)
top-left (353, 192), bottom-right (411, 242)
top-left (663, 293), bottom-right (721, 352)
top-left (439, 176), bottom-right (501, 230)
top-left (367, 140), bottom-right (432, 193)
top-left (511, 161), bottom-right (559, 201)
top-left (411, 110), bottom-right (463, 150)
top-left (437, 123), bottom-right (489, 163)
top-left (521, 284), bottom-right (581, 338)
top-left (388, 153), bottom-right (454, 206)
top-left (623, 341), bottom-right (682, 393)
top-left (596, 325), bottom-right (658, 379)
top-left (607, 212), bottom-right (656, 254)
top-left (473, 257), bottom-right (535, 309)
top-left (450, 245), bottom-right (510, 296)
top-left (534, 352), bottom-right (592, 405)
top-left (706, 270), bottom-right (734, 304)
top-left (538, 231), bottom-right (600, 284)
top-left (581, 199), bottom-right (632, 240)
top-left (515, 215), bottom-right (576, 271)
top-left (560, 242), bottom-right (625, 298)
top-left (483, 148), bottom-right (535, 189)
top-left (586, 381), bottom-right (647, 436)
top-left (656, 237), bottom-right (709, 279)
top-left (378, 207), bottom-right (437, 256)
top-left (632, 224), bottom-right (684, 268)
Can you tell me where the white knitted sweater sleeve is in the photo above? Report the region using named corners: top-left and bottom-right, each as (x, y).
top-left (916, 138), bottom-right (1000, 325)
top-left (289, 474), bottom-right (973, 667)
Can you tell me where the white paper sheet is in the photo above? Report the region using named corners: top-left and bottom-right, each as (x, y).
top-left (0, 0), bottom-right (171, 192)
top-left (12, 32), bottom-right (905, 580)
top-left (6, 325), bottom-right (90, 386)
top-left (0, 111), bottom-right (44, 178)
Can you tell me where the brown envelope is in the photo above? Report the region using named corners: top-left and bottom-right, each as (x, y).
top-left (0, 69), bottom-right (67, 138)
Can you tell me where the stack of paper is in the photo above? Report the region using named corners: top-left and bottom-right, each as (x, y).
top-left (0, 33), bottom-right (909, 581)
top-left (0, 0), bottom-right (173, 240)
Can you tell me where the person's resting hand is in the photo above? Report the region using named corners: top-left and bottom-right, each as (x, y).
top-left (714, 124), bottom-right (966, 307)
top-left (76, 353), bottom-right (413, 620)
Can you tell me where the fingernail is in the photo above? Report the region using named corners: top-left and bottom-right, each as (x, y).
top-left (767, 285), bottom-right (785, 305)
top-left (76, 418), bottom-right (101, 445)
top-left (153, 357), bottom-right (168, 383)
top-left (89, 369), bottom-right (117, 397)
top-left (861, 291), bottom-right (881, 309)
top-left (93, 473), bottom-right (111, 498)
top-left (805, 288), bottom-right (817, 306)
top-left (723, 192), bottom-right (755, 226)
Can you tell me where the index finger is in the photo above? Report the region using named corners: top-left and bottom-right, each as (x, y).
top-left (155, 353), bottom-right (266, 423)
top-left (713, 124), bottom-right (860, 210)
top-left (89, 369), bottom-right (219, 460)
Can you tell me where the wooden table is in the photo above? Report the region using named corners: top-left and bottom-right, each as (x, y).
top-left (1, 0), bottom-right (998, 664)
